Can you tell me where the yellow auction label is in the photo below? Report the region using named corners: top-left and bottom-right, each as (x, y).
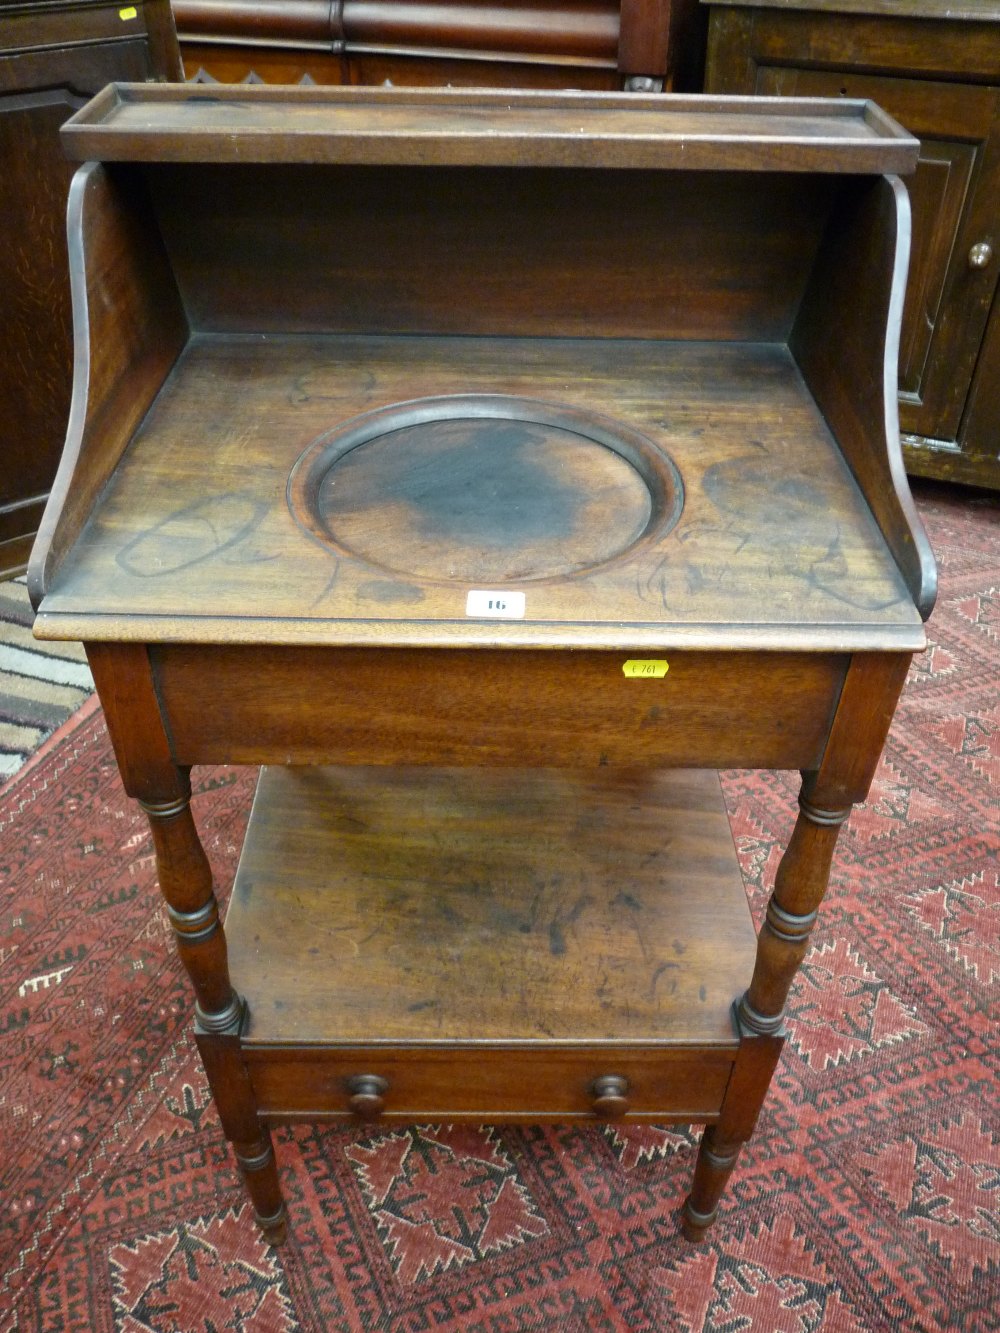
top-left (622, 659), bottom-right (669, 679)
top-left (119, 6), bottom-right (138, 19)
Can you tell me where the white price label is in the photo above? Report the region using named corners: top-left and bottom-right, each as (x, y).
top-left (465, 590), bottom-right (526, 619)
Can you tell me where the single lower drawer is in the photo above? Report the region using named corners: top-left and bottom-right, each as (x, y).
top-left (246, 1044), bottom-right (736, 1123)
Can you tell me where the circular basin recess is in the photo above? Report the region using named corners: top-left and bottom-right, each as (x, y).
top-left (287, 395), bottom-right (684, 584)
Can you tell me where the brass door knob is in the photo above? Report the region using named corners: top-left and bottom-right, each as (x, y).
top-left (347, 1074), bottom-right (388, 1119)
top-left (968, 242), bottom-right (994, 269)
top-left (591, 1074), bottom-right (630, 1119)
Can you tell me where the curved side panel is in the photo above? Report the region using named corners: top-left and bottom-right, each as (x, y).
top-left (28, 162), bottom-right (96, 609)
top-left (880, 175), bottom-right (937, 621)
top-left (791, 172), bottom-right (937, 622)
top-left (28, 161), bottom-right (188, 609)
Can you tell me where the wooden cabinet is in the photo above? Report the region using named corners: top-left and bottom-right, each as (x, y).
top-left (703, 0), bottom-right (1000, 489)
top-left (0, 0), bottom-right (180, 579)
top-left (170, 0), bottom-right (708, 92)
top-left (30, 84), bottom-right (932, 1244)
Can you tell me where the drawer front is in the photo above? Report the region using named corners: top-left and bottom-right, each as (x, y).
top-left (246, 1045), bottom-right (735, 1122)
top-left (154, 646), bottom-right (848, 771)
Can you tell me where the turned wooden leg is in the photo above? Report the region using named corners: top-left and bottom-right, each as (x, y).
top-left (194, 1021), bottom-right (288, 1245)
top-left (87, 645), bottom-right (289, 1244)
top-left (682, 1128), bottom-right (744, 1241)
top-left (140, 786), bottom-right (242, 1029)
top-left (682, 782), bottom-right (851, 1241)
top-left (680, 653), bottom-right (914, 1241)
top-left (140, 781), bottom-right (288, 1244)
top-left (234, 1133), bottom-right (288, 1245)
top-left (738, 789), bottom-right (851, 1035)
top-left (681, 1021), bottom-right (784, 1241)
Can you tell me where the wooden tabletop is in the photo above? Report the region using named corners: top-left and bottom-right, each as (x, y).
top-left (36, 334), bottom-right (924, 651)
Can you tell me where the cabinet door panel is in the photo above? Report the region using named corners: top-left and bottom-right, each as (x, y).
top-left (898, 141), bottom-right (976, 409)
top-left (961, 275), bottom-right (1000, 471)
top-left (0, 94), bottom-right (78, 514)
top-left (756, 65), bottom-right (1000, 445)
top-left (722, 8), bottom-right (1000, 84)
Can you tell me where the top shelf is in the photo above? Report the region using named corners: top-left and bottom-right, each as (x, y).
top-left (62, 84), bottom-right (919, 173)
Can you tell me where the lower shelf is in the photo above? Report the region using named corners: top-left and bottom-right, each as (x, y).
top-left (225, 765), bottom-right (758, 1122)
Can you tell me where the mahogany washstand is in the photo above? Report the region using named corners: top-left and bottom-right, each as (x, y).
top-left (29, 85), bottom-right (935, 1243)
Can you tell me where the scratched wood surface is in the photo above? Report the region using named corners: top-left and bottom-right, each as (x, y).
top-left (38, 334), bottom-right (921, 648)
top-left (226, 765), bottom-right (756, 1046)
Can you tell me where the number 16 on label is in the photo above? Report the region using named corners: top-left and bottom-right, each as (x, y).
top-left (466, 590), bottom-right (526, 619)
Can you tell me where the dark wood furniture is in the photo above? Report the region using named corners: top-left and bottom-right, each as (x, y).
top-left (703, 0), bottom-right (1000, 489)
top-left (171, 0), bottom-right (707, 92)
top-left (0, 0), bottom-right (181, 579)
top-left (30, 85), bottom-right (933, 1245)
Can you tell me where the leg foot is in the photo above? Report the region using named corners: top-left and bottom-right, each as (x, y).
top-left (680, 1128), bottom-right (742, 1242)
top-left (255, 1206), bottom-right (289, 1247)
top-left (234, 1131), bottom-right (287, 1245)
top-left (680, 1199), bottom-right (719, 1244)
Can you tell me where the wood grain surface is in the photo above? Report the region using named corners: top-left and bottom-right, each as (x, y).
top-left (60, 84), bottom-right (919, 172)
top-left (28, 162), bottom-right (187, 608)
top-left (142, 162), bottom-right (833, 341)
top-left (150, 645), bottom-right (848, 771)
top-left (226, 765), bottom-right (756, 1046)
top-left (37, 335), bottom-right (922, 649)
top-left (791, 174), bottom-right (936, 618)
top-left (247, 1046), bottom-right (736, 1121)
top-left (0, 0), bottom-right (178, 577)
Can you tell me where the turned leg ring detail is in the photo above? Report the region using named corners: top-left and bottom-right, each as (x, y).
top-left (764, 902), bottom-right (818, 944)
top-left (166, 899), bottom-right (222, 944)
top-left (798, 795), bottom-right (851, 828)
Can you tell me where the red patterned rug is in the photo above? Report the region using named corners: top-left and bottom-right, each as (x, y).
top-left (2, 483), bottom-right (997, 1331)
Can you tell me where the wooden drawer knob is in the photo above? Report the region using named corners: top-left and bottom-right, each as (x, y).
top-left (346, 1074), bottom-right (388, 1120)
top-left (591, 1074), bottom-right (629, 1119)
